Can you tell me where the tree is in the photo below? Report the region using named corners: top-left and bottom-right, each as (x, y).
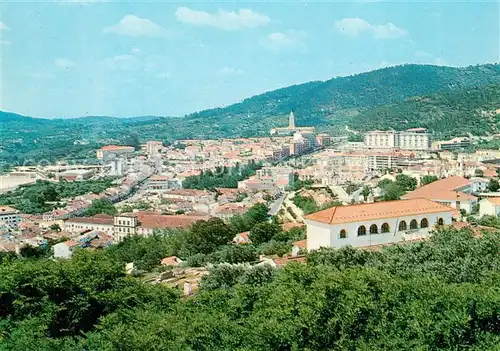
top-left (382, 183), bottom-right (404, 201)
top-left (244, 203), bottom-right (269, 228)
top-left (249, 222), bottom-right (281, 246)
top-left (487, 178), bottom-right (500, 192)
top-left (84, 199), bottom-right (117, 216)
top-left (474, 169), bottom-right (484, 177)
top-left (361, 186), bottom-right (371, 199)
top-left (395, 174), bottom-right (417, 191)
top-left (421, 175), bottom-right (438, 185)
top-left (184, 218), bottom-right (235, 255)
top-left (49, 223), bottom-right (61, 232)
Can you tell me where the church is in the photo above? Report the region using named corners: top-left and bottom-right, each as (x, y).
top-left (270, 111), bottom-right (315, 136)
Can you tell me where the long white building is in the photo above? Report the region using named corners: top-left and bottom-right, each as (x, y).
top-left (364, 128), bottom-right (431, 151)
top-left (305, 198), bottom-right (454, 250)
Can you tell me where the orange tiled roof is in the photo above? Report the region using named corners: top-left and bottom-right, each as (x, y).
top-left (403, 176), bottom-right (477, 202)
top-left (487, 198), bottom-right (500, 205)
top-left (305, 198), bottom-right (454, 225)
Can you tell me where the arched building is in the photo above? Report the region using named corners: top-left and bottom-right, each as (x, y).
top-left (305, 198), bottom-right (454, 250)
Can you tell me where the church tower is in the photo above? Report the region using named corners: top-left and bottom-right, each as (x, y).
top-left (288, 111), bottom-right (296, 129)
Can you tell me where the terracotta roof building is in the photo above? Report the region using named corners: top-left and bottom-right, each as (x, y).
top-left (402, 176), bottom-right (480, 214)
top-left (305, 198), bottom-right (454, 250)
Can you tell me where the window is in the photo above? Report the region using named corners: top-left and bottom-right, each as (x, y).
top-left (420, 218), bottom-right (429, 228)
top-left (357, 226), bottom-right (366, 236)
top-left (381, 223), bottom-right (390, 233)
top-left (369, 224), bottom-right (378, 234)
top-left (339, 229), bottom-right (347, 239)
top-left (437, 217), bottom-right (444, 226)
top-left (410, 219), bottom-right (418, 229)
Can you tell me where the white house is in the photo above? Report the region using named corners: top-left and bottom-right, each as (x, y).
top-left (305, 198), bottom-right (454, 250)
top-left (479, 198), bottom-right (500, 217)
top-left (53, 240), bottom-right (80, 259)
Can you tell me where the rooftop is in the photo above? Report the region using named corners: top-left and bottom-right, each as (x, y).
top-left (305, 198), bottom-right (454, 225)
top-left (100, 145), bottom-right (135, 151)
top-left (403, 176), bottom-right (476, 201)
top-left (65, 214), bottom-right (114, 226)
top-left (0, 206), bottom-right (18, 214)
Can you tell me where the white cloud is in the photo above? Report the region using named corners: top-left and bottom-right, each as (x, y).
top-left (335, 17), bottom-right (407, 39)
top-left (103, 15), bottom-right (167, 37)
top-left (55, 58), bottom-right (77, 68)
top-left (215, 66), bottom-right (245, 75)
top-left (175, 7), bottom-right (270, 30)
top-left (260, 30), bottom-right (306, 53)
top-left (0, 21), bottom-right (10, 31)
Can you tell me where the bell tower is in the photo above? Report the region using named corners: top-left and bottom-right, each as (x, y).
top-left (289, 111), bottom-right (296, 129)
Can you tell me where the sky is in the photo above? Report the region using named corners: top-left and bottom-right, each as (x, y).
top-left (0, 0), bottom-right (499, 118)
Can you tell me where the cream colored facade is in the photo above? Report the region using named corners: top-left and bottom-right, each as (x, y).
top-left (364, 130), bottom-right (430, 151)
top-left (479, 198), bottom-right (500, 217)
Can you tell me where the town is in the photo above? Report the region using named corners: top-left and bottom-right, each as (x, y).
top-left (1, 111), bottom-right (499, 282)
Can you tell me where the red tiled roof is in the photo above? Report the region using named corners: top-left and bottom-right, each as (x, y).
top-left (66, 214), bottom-right (114, 225)
top-left (403, 176), bottom-right (477, 202)
top-left (138, 214), bottom-right (209, 229)
top-left (305, 198), bottom-right (454, 225)
top-left (150, 175), bottom-right (170, 181)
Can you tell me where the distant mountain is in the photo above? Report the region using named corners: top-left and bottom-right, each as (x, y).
top-left (348, 83), bottom-right (500, 138)
top-left (2, 63), bottom-right (500, 164)
top-left (187, 63), bottom-right (500, 125)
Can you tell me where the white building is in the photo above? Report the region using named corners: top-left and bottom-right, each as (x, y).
top-left (364, 129), bottom-right (430, 151)
top-left (96, 145), bottom-right (135, 160)
top-left (0, 206), bottom-right (21, 228)
top-left (479, 198), bottom-right (500, 217)
top-left (305, 198), bottom-right (454, 250)
top-left (148, 175), bottom-right (181, 191)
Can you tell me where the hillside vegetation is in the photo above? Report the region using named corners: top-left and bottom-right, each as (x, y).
top-left (1, 227), bottom-right (499, 349)
top-left (349, 84), bottom-right (500, 138)
top-left (2, 63), bottom-right (500, 165)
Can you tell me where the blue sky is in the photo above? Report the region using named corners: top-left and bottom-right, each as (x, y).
top-left (1, 0), bottom-right (498, 118)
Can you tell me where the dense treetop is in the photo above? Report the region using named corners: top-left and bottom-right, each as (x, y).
top-left (1, 227), bottom-right (499, 350)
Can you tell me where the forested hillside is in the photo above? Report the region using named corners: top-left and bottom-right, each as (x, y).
top-left (2, 63), bottom-right (500, 165)
top-left (348, 84), bottom-right (500, 138)
top-left (0, 228), bottom-right (499, 349)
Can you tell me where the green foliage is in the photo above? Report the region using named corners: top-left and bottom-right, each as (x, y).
top-left (292, 194), bottom-right (319, 214)
top-left (488, 178), bottom-right (500, 192)
top-left (0, 178), bottom-right (113, 214)
top-left (378, 180), bottom-right (405, 201)
top-left (347, 133), bottom-right (363, 142)
top-left (183, 161), bottom-right (262, 189)
top-left (84, 198), bottom-right (117, 216)
top-left (249, 222), bottom-right (281, 245)
top-left (475, 169), bottom-right (485, 177)
top-left (421, 175), bottom-right (439, 185)
top-left (395, 174), bottom-right (418, 191)
top-left (182, 218), bottom-right (235, 256)
top-left (288, 173), bottom-right (314, 191)
top-left (477, 215), bottom-right (500, 229)
top-left (349, 83), bottom-right (500, 138)
top-left (49, 223), bottom-right (61, 232)
top-left (1, 228), bottom-right (500, 349)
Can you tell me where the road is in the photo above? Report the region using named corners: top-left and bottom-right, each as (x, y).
top-left (269, 194), bottom-right (286, 216)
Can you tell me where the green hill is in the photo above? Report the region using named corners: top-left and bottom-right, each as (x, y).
top-left (2, 63), bottom-right (500, 165)
top-left (348, 84), bottom-right (500, 138)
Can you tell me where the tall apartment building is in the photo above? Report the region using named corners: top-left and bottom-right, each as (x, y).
top-left (364, 128), bottom-right (430, 151)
